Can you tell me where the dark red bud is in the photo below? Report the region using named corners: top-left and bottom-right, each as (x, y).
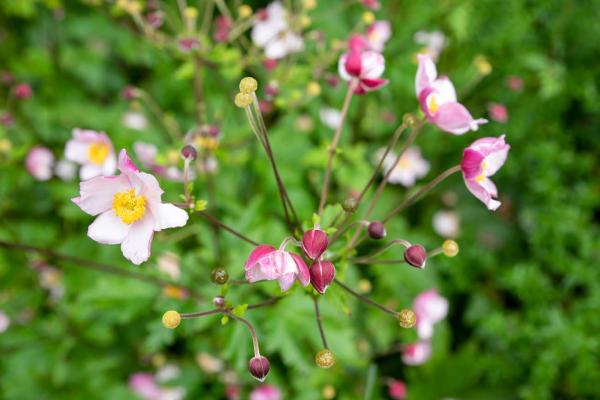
top-left (302, 229), bottom-right (328, 260)
top-left (181, 145), bottom-right (197, 160)
top-left (403, 244), bottom-right (427, 269)
top-left (248, 356), bottom-right (270, 382)
top-left (212, 295), bottom-right (225, 308)
top-left (310, 261), bottom-right (335, 294)
top-left (367, 221), bottom-right (386, 239)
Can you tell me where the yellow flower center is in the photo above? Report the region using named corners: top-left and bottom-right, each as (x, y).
top-left (112, 189), bottom-right (146, 224)
top-left (88, 142), bottom-right (110, 165)
top-left (475, 161), bottom-right (487, 182)
top-left (428, 95), bottom-right (440, 115)
top-left (394, 155), bottom-right (411, 171)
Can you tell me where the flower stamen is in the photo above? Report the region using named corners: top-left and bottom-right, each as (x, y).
top-left (113, 189), bottom-right (146, 224)
top-left (88, 142), bottom-right (110, 165)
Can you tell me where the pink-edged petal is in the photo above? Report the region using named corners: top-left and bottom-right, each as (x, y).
top-left (361, 78), bottom-right (389, 90)
top-left (246, 263), bottom-right (273, 282)
top-left (345, 51), bottom-right (363, 76)
top-left (431, 102), bottom-right (486, 135)
top-left (480, 177), bottom-right (498, 197)
top-left (154, 203), bottom-right (189, 231)
top-left (277, 273), bottom-right (296, 291)
top-left (138, 171), bottom-right (164, 215)
top-left (465, 179), bottom-right (501, 210)
top-left (337, 53), bottom-right (352, 81)
top-left (482, 143), bottom-right (510, 176)
top-left (245, 245), bottom-right (276, 270)
top-left (360, 51), bottom-right (385, 79)
top-left (290, 253), bottom-right (310, 286)
top-left (461, 148), bottom-right (485, 179)
top-left (121, 214), bottom-right (155, 265)
top-left (118, 149), bottom-right (140, 174)
top-left (431, 76), bottom-right (457, 103)
top-left (65, 139), bottom-right (91, 164)
top-left (72, 174), bottom-right (131, 216)
top-left (415, 53), bottom-right (437, 96)
top-left (88, 210), bottom-right (131, 244)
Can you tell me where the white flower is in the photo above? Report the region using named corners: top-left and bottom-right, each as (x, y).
top-left (319, 107), bottom-right (342, 129)
top-left (376, 146), bottom-right (430, 187)
top-left (251, 2), bottom-right (304, 59)
top-left (414, 30), bottom-right (446, 61)
top-left (65, 128), bottom-right (117, 180)
top-left (55, 159), bottom-right (77, 181)
top-left (432, 210), bottom-right (460, 238)
top-left (122, 110), bottom-right (148, 131)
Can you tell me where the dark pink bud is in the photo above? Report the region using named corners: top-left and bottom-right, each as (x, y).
top-left (310, 261), bottom-right (335, 294)
top-left (367, 221), bottom-right (386, 239)
top-left (13, 83), bottom-right (32, 99)
top-left (257, 8), bottom-right (269, 21)
top-left (259, 100), bottom-right (272, 114)
top-left (121, 85), bottom-right (138, 100)
top-left (263, 58), bottom-right (277, 71)
top-left (403, 244), bottom-right (427, 269)
top-left (212, 295), bottom-right (225, 308)
top-left (0, 112), bottom-right (14, 127)
top-left (345, 51), bottom-right (363, 77)
top-left (302, 229), bottom-right (328, 260)
top-left (181, 145), bottom-right (197, 160)
top-left (147, 11), bottom-right (164, 28)
top-left (178, 37), bottom-right (199, 52)
top-left (248, 356), bottom-right (270, 382)
top-left (265, 84), bottom-right (279, 98)
top-left (207, 124), bottom-right (220, 137)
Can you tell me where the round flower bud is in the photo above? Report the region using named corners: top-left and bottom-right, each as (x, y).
top-left (362, 11), bottom-right (375, 24)
top-left (238, 5), bottom-right (252, 18)
top-left (342, 197), bottom-right (358, 213)
top-left (302, 228), bottom-right (328, 260)
top-left (248, 356), bottom-right (270, 382)
top-left (397, 309), bottom-right (416, 328)
top-left (185, 6), bottom-right (198, 19)
top-left (181, 145), bottom-right (197, 161)
top-left (315, 349), bottom-right (335, 368)
top-left (212, 295), bottom-right (225, 308)
top-left (210, 267), bottom-right (229, 284)
top-left (307, 81), bottom-right (321, 96)
top-left (234, 92), bottom-right (253, 108)
top-left (162, 310), bottom-right (181, 329)
top-left (402, 113), bottom-right (417, 128)
top-left (442, 239), bottom-right (459, 257)
top-left (239, 77), bottom-right (258, 94)
top-left (367, 221), bottom-right (386, 240)
top-left (403, 244), bottom-right (427, 269)
top-left (322, 385), bottom-right (336, 399)
top-left (309, 260), bottom-right (336, 294)
top-left (300, 15), bottom-right (312, 28)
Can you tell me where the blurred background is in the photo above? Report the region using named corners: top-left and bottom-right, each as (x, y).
top-left (0, 0), bottom-right (599, 399)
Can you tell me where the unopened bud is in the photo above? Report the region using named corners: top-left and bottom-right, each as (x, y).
top-left (397, 309), bottom-right (416, 328)
top-left (239, 77), bottom-right (258, 94)
top-left (302, 228), bottom-right (328, 260)
top-left (315, 349), bottom-right (335, 368)
top-left (238, 5), bottom-right (252, 18)
top-left (403, 244), bottom-right (427, 269)
top-left (342, 197), bottom-right (358, 213)
top-left (402, 113), bottom-right (417, 128)
top-left (310, 260), bottom-right (335, 294)
top-left (367, 221), bottom-right (386, 239)
top-left (162, 310), bottom-right (181, 329)
top-left (212, 296), bottom-right (225, 308)
top-left (234, 92), bottom-right (253, 108)
top-left (210, 267), bottom-right (229, 284)
top-left (442, 239), bottom-right (459, 257)
top-left (248, 356), bottom-right (270, 382)
top-left (181, 145), bottom-right (197, 160)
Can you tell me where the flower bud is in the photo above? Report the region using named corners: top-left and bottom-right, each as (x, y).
top-left (403, 244), bottom-right (427, 269)
top-left (315, 349), bottom-right (335, 368)
top-left (307, 81), bottom-right (321, 96)
top-left (238, 5), bottom-right (252, 18)
top-left (239, 77), bottom-right (258, 94)
top-left (234, 92), bottom-right (253, 108)
top-left (442, 240), bottom-right (459, 257)
top-left (397, 309), bottom-right (416, 328)
top-left (342, 197), bottom-right (358, 213)
top-left (181, 145), bottom-right (197, 160)
top-left (212, 296), bottom-right (225, 308)
top-left (302, 229), bottom-right (328, 260)
top-left (162, 310), bottom-right (181, 329)
top-left (367, 221), bottom-right (386, 239)
top-left (362, 11), bottom-right (375, 24)
top-left (402, 113), bottom-right (417, 128)
top-left (310, 261), bottom-right (335, 294)
top-left (248, 356), bottom-right (270, 382)
top-left (210, 267), bottom-right (229, 284)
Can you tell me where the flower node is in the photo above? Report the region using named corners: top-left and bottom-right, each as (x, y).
top-left (398, 309), bottom-right (416, 328)
top-left (315, 349), bottom-right (336, 368)
top-left (210, 267), bottom-right (229, 284)
top-left (162, 310), bottom-right (181, 329)
top-left (402, 113), bottom-right (418, 128)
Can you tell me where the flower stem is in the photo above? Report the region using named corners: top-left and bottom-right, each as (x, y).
top-left (348, 239), bottom-right (411, 264)
top-left (313, 297), bottom-right (329, 349)
top-left (227, 312), bottom-right (261, 357)
top-left (196, 210), bottom-right (258, 246)
top-left (334, 278), bottom-right (398, 317)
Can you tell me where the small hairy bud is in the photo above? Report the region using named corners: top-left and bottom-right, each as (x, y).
top-left (162, 310), bottom-right (181, 329)
top-left (342, 197), bottom-right (358, 213)
top-left (404, 244), bottom-right (427, 269)
top-left (181, 145), bottom-right (197, 161)
top-left (239, 77), bottom-right (258, 94)
top-left (248, 356), bottom-right (270, 382)
top-left (315, 349), bottom-right (335, 368)
top-left (302, 228), bottom-right (328, 260)
top-left (234, 92), bottom-right (253, 108)
top-left (212, 296), bottom-right (225, 308)
top-left (442, 240), bottom-right (459, 257)
top-left (398, 309), bottom-right (416, 328)
top-left (367, 221), bottom-right (386, 239)
top-left (402, 113), bottom-right (417, 128)
top-left (309, 260), bottom-right (336, 294)
top-left (210, 267), bottom-right (229, 284)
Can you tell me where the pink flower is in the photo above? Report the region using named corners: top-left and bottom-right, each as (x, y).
top-left (129, 373), bottom-right (162, 400)
top-left (250, 384), bottom-right (281, 400)
top-left (461, 135), bottom-right (510, 210)
top-left (362, 0), bottom-right (381, 10)
top-left (413, 289), bottom-right (448, 339)
top-left (402, 341), bottom-right (432, 365)
top-left (133, 142), bottom-right (190, 182)
top-left (225, 385), bottom-right (240, 400)
top-left (26, 146), bottom-right (54, 181)
top-left (72, 149), bottom-right (189, 265)
top-left (13, 83), bottom-right (32, 99)
top-left (65, 129), bottom-right (117, 180)
top-left (506, 75), bottom-right (523, 92)
top-left (178, 37), bottom-right (199, 52)
top-left (251, 2), bottom-right (303, 59)
top-left (488, 102), bottom-right (508, 123)
top-left (366, 21), bottom-right (391, 52)
top-left (415, 54), bottom-right (487, 135)
top-left (376, 146), bottom-right (430, 187)
top-left (214, 16), bottom-right (232, 42)
top-left (1, 112), bottom-right (14, 127)
top-left (387, 379), bottom-right (407, 400)
top-left (147, 11), bottom-right (164, 29)
top-left (245, 243), bottom-right (310, 291)
top-left (338, 50), bottom-right (388, 94)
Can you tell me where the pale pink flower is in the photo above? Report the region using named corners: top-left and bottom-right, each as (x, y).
top-left (376, 146), bottom-right (430, 187)
top-left (413, 289), bottom-right (448, 340)
top-left (245, 243), bottom-right (310, 291)
top-left (432, 210), bottom-right (460, 238)
top-left (251, 2), bottom-right (303, 59)
top-left (0, 310), bottom-right (10, 333)
top-left (402, 341), bottom-right (432, 365)
top-left (488, 102), bottom-right (508, 123)
top-left (387, 379), bottom-right (407, 399)
top-left (338, 49), bottom-right (388, 94)
top-left (414, 30), bottom-right (446, 61)
top-left (55, 159), bottom-right (77, 181)
top-left (416, 54), bottom-right (487, 135)
top-left (506, 75), bottom-right (524, 92)
top-left (26, 146), bottom-right (54, 181)
top-left (250, 384), bottom-right (281, 400)
top-left (122, 110), bottom-right (148, 130)
top-left (72, 149), bottom-right (189, 265)
top-left (461, 135), bottom-right (510, 210)
top-left (65, 129), bottom-right (116, 180)
top-left (366, 21), bottom-right (391, 52)
top-left (129, 373), bottom-right (162, 400)
top-left (133, 142), bottom-right (189, 183)
top-left (319, 107), bottom-right (342, 129)
top-left (157, 252), bottom-right (180, 280)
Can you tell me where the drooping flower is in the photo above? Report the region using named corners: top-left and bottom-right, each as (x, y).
top-left (414, 30), bottom-right (446, 61)
top-left (25, 146), bottom-right (54, 181)
top-left (366, 21), bottom-right (391, 52)
top-left (244, 243), bottom-right (310, 291)
top-left (432, 210), bottom-right (460, 238)
top-left (65, 129), bottom-right (117, 180)
top-left (251, 2), bottom-right (304, 59)
top-left (402, 341), bottom-right (432, 365)
top-left (461, 135), bottom-right (510, 210)
top-left (415, 54), bottom-right (487, 135)
top-left (338, 49), bottom-right (388, 94)
top-left (376, 146), bottom-right (430, 187)
top-left (413, 289), bottom-right (448, 340)
top-left (250, 384), bottom-right (281, 400)
top-left (72, 149), bottom-right (189, 265)
top-left (488, 102), bottom-right (508, 123)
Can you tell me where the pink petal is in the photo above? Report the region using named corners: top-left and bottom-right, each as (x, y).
top-left (430, 76), bottom-right (457, 103)
top-left (415, 53), bottom-right (437, 96)
top-left (431, 102), bottom-right (486, 135)
top-left (360, 51), bottom-right (385, 79)
top-left (245, 245), bottom-right (276, 270)
top-left (361, 78), bottom-right (388, 89)
top-left (465, 178), bottom-right (501, 210)
top-left (118, 149), bottom-right (139, 174)
top-left (277, 273), bottom-right (296, 291)
top-left (87, 210), bottom-right (131, 244)
top-left (290, 253), bottom-right (310, 286)
top-left (80, 163), bottom-right (103, 180)
top-left (345, 51), bottom-right (363, 76)
top-left (154, 203), bottom-right (189, 230)
top-left (461, 148), bottom-right (485, 179)
top-left (121, 214), bottom-right (155, 265)
top-left (72, 175), bottom-right (130, 216)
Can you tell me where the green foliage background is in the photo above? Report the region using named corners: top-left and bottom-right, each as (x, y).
top-left (0, 0), bottom-right (599, 399)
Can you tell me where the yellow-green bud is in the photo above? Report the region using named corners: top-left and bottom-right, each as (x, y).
top-left (185, 6), bottom-right (198, 19)
top-left (307, 81), bottom-right (321, 96)
top-left (238, 5), bottom-right (252, 18)
top-left (315, 349), bottom-right (335, 368)
top-left (362, 11), bottom-right (375, 24)
top-left (402, 113), bottom-right (418, 128)
top-left (162, 310), bottom-right (181, 329)
top-left (234, 92), bottom-right (253, 108)
top-left (398, 309), bottom-right (416, 328)
top-left (239, 77), bottom-right (258, 94)
top-left (442, 239), bottom-right (459, 257)
top-left (302, 0), bottom-right (317, 10)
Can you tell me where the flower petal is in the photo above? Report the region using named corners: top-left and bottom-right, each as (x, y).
top-left (72, 175), bottom-right (130, 216)
top-left (290, 253), bottom-right (310, 286)
top-left (277, 273), bottom-right (296, 291)
top-left (432, 102), bottom-right (486, 135)
top-left (121, 214), bottom-right (155, 265)
top-left (415, 53), bottom-right (437, 96)
top-left (154, 203), bottom-right (189, 231)
top-left (461, 148), bottom-right (485, 179)
top-left (244, 245), bottom-right (276, 270)
top-left (80, 163), bottom-right (103, 180)
top-left (88, 210), bottom-right (131, 244)
top-left (360, 51), bottom-right (385, 79)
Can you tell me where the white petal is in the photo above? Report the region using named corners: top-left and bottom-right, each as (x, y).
top-left (277, 273), bottom-right (296, 291)
top-left (154, 203), bottom-right (189, 231)
top-left (80, 163), bottom-right (103, 180)
top-left (101, 155), bottom-right (117, 176)
top-left (88, 210), bottom-right (131, 244)
top-left (337, 53), bottom-right (352, 81)
top-left (73, 175), bottom-right (130, 216)
top-left (121, 214), bottom-right (155, 265)
top-left (360, 51), bottom-right (385, 79)
top-left (65, 139), bottom-right (91, 164)
top-left (483, 147), bottom-right (509, 177)
top-left (431, 77), bottom-right (457, 103)
top-left (480, 178), bottom-right (498, 197)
